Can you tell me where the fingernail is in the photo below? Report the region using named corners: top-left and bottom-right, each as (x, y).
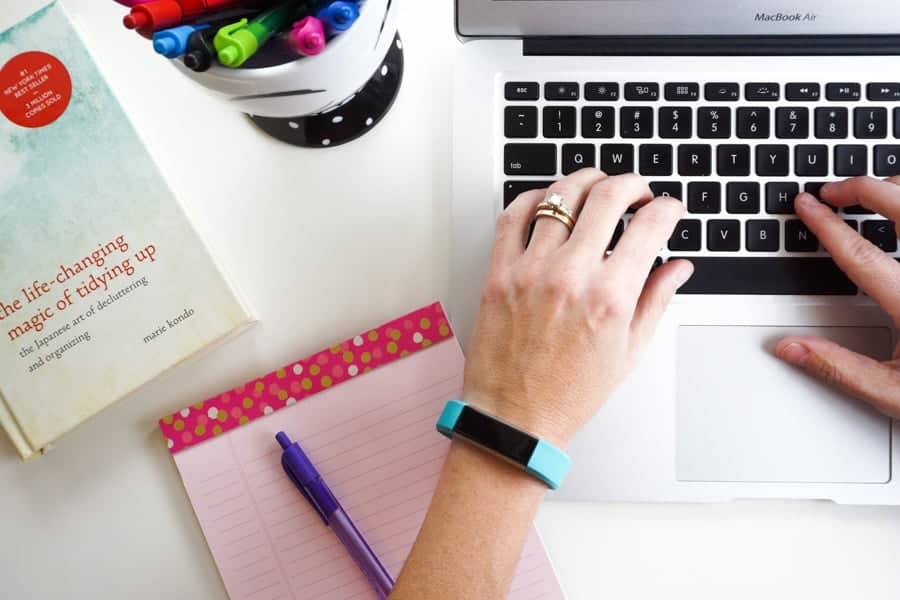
top-left (778, 342), bottom-right (810, 365)
top-left (674, 262), bottom-right (694, 286)
top-left (795, 193), bottom-right (821, 211)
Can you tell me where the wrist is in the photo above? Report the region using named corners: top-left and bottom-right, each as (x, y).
top-left (447, 439), bottom-right (549, 497)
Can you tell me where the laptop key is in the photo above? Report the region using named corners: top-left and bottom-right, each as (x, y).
top-left (624, 82), bottom-right (659, 101)
top-left (545, 82), bottom-right (579, 101)
top-left (815, 107), bottom-right (848, 138)
top-left (785, 220), bottom-right (820, 252)
top-left (854, 107), bottom-right (888, 139)
top-left (844, 205), bottom-right (875, 215)
top-left (826, 83), bottom-right (861, 101)
top-left (746, 220), bottom-right (780, 252)
top-left (687, 182), bottom-right (721, 213)
top-left (804, 182), bottom-right (828, 198)
top-left (766, 182), bottom-right (800, 214)
top-left (639, 144), bottom-right (673, 176)
top-left (707, 220), bottom-right (741, 251)
top-left (874, 145), bottom-right (900, 176)
top-left (705, 83), bottom-right (739, 101)
top-left (895, 108), bottom-right (900, 138)
top-left (862, 220), bottom-right (898, 252)
top-left (503, 180), bottom-right (555, 208)
top-left (795, 145), bottom-right (828, 177)
top-left (726, 182), bottom-right (760, 214)
top-left (756, 145), bottom-right (790, 176)
top-left (834, 145), bottom-right (868, 177)
top-left (673, 258), bottom-right (857, 295)
top-left (562, 144), bottom-right (597, 175)
top-left (543, 106), bottom-right (576, 138)
top-left (584, 82), bottom-right (620, 101)
top-left (867, 83), bottom-right (900, 101)
top-left (717, 145), bottom-right (751, 176)
top-left (504, 144), bottom-right (556, 176)
top-left (697, 107), bottom-right (731, 138)
top-left (668, 220), bottom-right (702, 251)
top-left (785, 83), bottom-right (821, 101)
top-left (600, 144), bottom-right (635, 175)
top-left (582, 106), bottom-right (615, 138)
top-left (504, 106), bottom-right (538, 138)
top-left (745, 83), bottom-right (780, 101)
top-left (736, 107), bottom-right (770, 138)
top-left (650, 181), bottom-right (683, 200)
top-left (621, 107), bottom-right (654, 138)
top-left (664, 83), bottom-right (700, 101)
top-left (678, 145), bottom-right (712, 176)
top-left (505, 82), bottom-right (539, 101)
top-left (659, 107), bottom-right (692, 139)
top-left (775, 107), bottom-right (809, 139)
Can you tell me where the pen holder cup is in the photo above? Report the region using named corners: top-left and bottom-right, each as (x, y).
top-left (173, 0), bottom-right (402, 148)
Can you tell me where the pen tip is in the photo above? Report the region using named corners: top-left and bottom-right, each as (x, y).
top-left (276, 432), bottom-right (292, 449)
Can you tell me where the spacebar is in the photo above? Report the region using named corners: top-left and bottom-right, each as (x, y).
top-left (671, 257), bottom-right (858, 295)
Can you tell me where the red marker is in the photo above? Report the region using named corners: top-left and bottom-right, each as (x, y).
top-left (123, 0), bottom-right (259, 35)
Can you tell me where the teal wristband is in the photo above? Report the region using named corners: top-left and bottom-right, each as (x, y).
top-left (436, 400), bottom-right (570, 489)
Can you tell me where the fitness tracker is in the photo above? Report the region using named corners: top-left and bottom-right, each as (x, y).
top-left (436, 400), bottom-right (570, 489)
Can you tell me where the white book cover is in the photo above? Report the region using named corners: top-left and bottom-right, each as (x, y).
top-left (0, 2), bottom-right (254, 460)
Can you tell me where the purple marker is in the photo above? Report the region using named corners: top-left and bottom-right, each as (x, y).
top-left (277, 432), bottom-right (394, 599)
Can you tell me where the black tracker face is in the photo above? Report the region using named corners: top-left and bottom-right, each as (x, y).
top-left (455, 406), bottom-right (539, 465)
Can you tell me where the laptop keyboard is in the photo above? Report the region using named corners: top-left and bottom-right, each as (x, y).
top-left (502, 79), bottom-right (900, 295)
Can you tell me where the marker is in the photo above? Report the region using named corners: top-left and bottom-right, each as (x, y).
top-left (316, 0), bottom-right (359, 34)
top-left (153, 23), bottom-right (210, 58)
top-left (123, 0), bottom-right (261, 36)
top-left (113, 0), bottom-right (151, 6)
top-left (182, 27), bottom-right (219, 72)
top-left (288, 16), bottom-right (326, 56)
top-left (277, 432), bottom-right (394, 600)
top-left (215, 0), bottom-right (305, 68)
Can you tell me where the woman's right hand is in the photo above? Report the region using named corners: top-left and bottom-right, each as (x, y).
top-left (776, 177), bottom-right (900, 418)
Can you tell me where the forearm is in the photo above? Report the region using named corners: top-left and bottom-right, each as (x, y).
top-left (391, 440), bottom-right (547, 600)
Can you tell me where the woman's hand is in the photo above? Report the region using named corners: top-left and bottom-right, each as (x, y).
top-left (464, 169), bottom-right (694, 447)
top-left (777, 177), bottom-right (900, 418)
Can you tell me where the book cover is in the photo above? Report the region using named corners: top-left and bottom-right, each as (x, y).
top-left (0, 2), bottom-right (254, 460)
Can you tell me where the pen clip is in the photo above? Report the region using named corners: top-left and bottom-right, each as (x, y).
top-left (217, 18), bottom-right (249, 42)
top-left (282, 454), bottom-right (329, 525)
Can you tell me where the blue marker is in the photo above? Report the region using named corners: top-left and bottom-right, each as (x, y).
top-left (316, 1), bottom-right (360, 34)
top-left (153, 23), bottom-right (211, 59)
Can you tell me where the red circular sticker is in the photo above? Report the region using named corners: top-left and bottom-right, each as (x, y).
top-left (0, 51), bottom-right (72, 129)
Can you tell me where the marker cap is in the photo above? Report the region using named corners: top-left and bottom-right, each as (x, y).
top-left (215, 20), bottom-right (260, 68)
top-left (123, 2), bottom-right (184, 34)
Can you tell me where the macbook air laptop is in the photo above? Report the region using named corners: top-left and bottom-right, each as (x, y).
top-left (450, 0), bottom-right (900, 504)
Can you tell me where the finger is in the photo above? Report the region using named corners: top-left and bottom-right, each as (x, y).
top-left (527, 168), bottom-right (608, 259)
top-left (606, 196), bottom-right (685, 297)
top-left (795, 192), bottom-right (900, 321)
top-left (629, 260), bottom-right (695, 354)
top-left (490, 189), bottom-right (546, 268)
top-left (819, 176), bottom-right (900, 221)
top-left (568, 173), bottom-right (654, 258)
top-left (776, 336), bottom-right (900, 419)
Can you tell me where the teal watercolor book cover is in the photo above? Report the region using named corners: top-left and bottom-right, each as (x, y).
top-left (0, 3), bottom-right (253, 460)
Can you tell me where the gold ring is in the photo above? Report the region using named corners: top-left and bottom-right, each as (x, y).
top-left (534, 208), bottom-right (575, 232)
top-left (536, 192), bottom-right (576, 221)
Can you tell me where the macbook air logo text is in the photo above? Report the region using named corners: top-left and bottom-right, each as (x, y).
top-left (755, 12), bottom-right (817, 22)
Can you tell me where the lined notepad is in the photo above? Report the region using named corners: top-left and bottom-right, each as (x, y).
top-left (162, 304), bottom-right (566, 600)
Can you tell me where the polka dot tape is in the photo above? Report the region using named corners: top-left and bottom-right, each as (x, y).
top-left (159, 303), bottom-right (453, 454)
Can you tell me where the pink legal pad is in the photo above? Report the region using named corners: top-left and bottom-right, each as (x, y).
top-left (159, 303), bottom-right (567, 600)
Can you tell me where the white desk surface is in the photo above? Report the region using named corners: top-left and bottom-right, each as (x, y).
top-left (3, 2), bottom-right (900, 599)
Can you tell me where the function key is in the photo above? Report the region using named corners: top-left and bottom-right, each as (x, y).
top-left (545, 82), bottom-right (579, 101)
top-left (745, 83), bottom-right (780, 101)
top-left (624, 82), bottom-right (660, 101)
top-left (505, 82), bottom-right (539, 101)
top-left (867, 83), bottom-right (900, 101)
top-left (826, 83), bottom-right (861, 101)
top-left (704, 83), bottom-right (740, 101)
top-left (585, 82), bottom-right (620, 101)
top-left (785, 83), bottom-right (821, 101)
top-left (664, 82), bottom-right (700, 101)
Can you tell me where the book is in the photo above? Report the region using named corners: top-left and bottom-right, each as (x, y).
top-left (159, 303), bottom-right (567, 599)
top-left (0, 2), bottom-right (254, 460)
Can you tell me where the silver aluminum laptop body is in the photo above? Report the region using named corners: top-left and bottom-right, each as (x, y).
top-left (451, 0), bottom-right (900, 504)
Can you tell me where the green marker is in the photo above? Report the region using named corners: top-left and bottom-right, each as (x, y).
top-left (215, 0), bottom-right (305, 68)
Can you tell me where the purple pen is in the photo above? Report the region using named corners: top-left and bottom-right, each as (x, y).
top-left (276, 432), bottom-right (394, 599)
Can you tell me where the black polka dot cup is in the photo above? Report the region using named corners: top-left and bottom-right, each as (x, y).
top-left (174, 0), bottom-right (402, 148)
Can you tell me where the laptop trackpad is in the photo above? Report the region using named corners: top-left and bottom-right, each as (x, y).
top-left (676, 326), bottom-right (893, 484)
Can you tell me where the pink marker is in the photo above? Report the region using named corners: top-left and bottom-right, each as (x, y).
top-left (288, 17), bottom-right (326, 56)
